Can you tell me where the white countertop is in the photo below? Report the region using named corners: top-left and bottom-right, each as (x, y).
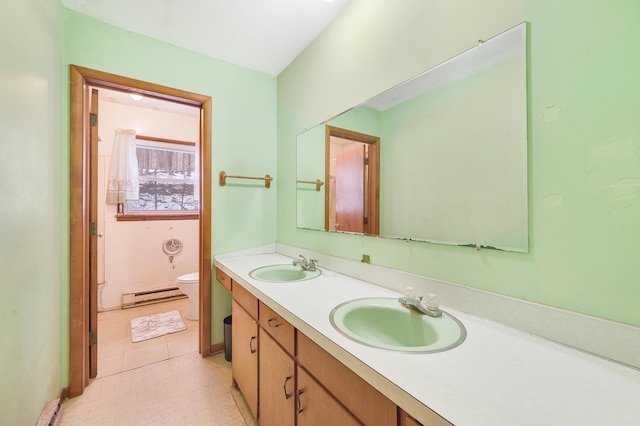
top-left (215, 251), bottom-right (640, 425)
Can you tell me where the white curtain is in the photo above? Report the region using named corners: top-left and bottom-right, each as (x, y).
top-left (106, 129), bottom-right (139, 204)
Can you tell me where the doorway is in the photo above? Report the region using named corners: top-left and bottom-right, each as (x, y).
top-left (94, 87), bottom-right (201, 375)
top-left (325, 125), bottom-right (380, 235)
top-left (69, 65), bottom-right (212, 397)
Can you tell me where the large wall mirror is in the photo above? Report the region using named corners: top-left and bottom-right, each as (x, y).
top-left (297, 22), bottom-right (528, 252)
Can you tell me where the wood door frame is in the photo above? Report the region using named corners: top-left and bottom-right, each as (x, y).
top-left (69, 65), bottom-right (213, 397)
top-left (88, 88), bottom-right (99, 379)
top-left (325, 125), bottom-right (380, 236)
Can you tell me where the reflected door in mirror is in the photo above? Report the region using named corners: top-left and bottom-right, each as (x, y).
top-left (325, 126), bottom-right (380, 236)
top-left (333, 144), bottom-right (364, 233)
top-left (298, 23), bottom-right (527, 252)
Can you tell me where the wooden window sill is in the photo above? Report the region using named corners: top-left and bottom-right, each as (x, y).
top-left (116, 213), bottom-right (199, 221)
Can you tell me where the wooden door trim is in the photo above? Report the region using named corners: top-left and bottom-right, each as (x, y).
top-left (68, 65), bottom-right (213, 397)
top-left (325, 125), bottom-right (380, 235)
top-left (89, 88), bottom-right (99, 379)
top-left (69, 65), bottom-right (88, 396)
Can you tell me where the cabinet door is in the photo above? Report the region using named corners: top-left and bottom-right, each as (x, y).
top-left (297, 332), bottom-right (396, 425)
top-left (232, 300), bottom-right (258, 418)
top-left (259, 332), bottom-right (295, 426)
top-left (398, 407), bottom-right (452, 426)
top-left (399, 409), bottom-right (424, 426)
top-left (297, 367), bottom-right (360, 426)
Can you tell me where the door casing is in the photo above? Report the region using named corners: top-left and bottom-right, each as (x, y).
top-left (325, 125), bottom-right (380, 236)
top-left (69, 65), bottom-right (213, 397)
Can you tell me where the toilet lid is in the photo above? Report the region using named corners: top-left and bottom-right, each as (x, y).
top-left (177, 272), bottom-right (199, 284)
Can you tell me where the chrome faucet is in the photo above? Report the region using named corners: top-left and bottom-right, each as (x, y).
top-left (292, 255), bottom-right (318, 272)
top-left (399, 290), bottom-right (442, 317)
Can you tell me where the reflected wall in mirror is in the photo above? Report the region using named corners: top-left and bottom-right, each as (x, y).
top-left (296, 22), bottom-right (528, 252)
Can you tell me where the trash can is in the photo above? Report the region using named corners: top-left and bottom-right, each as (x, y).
top-left (223, 315), bottom-right (232, 362)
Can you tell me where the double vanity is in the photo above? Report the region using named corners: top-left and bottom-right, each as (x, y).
top-left (215, 248), bottom-right (640, 425)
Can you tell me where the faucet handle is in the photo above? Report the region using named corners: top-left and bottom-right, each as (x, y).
top-left (424, 293), bottom-right (439, 311)
top-left (403, 287), bottom-right (417, 299)
top-left (293, 254), bottom-right (307, 267)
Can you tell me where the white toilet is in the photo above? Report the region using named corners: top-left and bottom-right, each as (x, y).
top-left (177, 272), bottom-right (199, 320)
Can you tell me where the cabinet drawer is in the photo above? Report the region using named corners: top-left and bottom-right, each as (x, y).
top-left (259, 302), bottom-right (295, 356)
top-left (297, 332), bottom-right (396, 426)
top-left (232, 282), bottom-right (258, 319)
top-left (215, 267), bottom-right (231, 292)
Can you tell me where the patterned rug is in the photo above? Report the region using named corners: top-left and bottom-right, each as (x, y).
top-left (130, 310), bottom-right (187, 343)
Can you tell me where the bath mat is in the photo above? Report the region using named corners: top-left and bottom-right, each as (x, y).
top-left (130, 310), bottom-right (187, 343)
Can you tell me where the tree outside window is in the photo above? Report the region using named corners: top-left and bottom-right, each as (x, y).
top-left (123, 137), bottom-right (198, 218)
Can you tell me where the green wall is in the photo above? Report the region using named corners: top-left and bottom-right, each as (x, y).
top-left (3, 5), bottom-right (277, 422)
top-left (0, 1), bottom-right (65, 425)
top-left (277, 0), bottom-right (640, 327)
top-left (63, 11), bottom-right (277, 350)
top-left (2, 1), bottom-right (638, 423)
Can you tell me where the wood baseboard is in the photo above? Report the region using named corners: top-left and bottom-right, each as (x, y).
top-left (210, 342), bottom-right (225, 355)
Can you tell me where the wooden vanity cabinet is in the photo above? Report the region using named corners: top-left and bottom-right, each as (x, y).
top-left (232, 281), bottom-right (258, 319)
top-left (215, 267), bottom-right (231, 292)
top-left (231, 285), bottom-right (259, 418)
top-left (398, 406), bottom-right (451, 426)
top-left (259, 331), bottom-right (295, 426)
top-left (297, 332), bottom-right (397, 426)
top-left (229, 280), bottom-right (437, 425)
top-left (256, 302), bottom-right (363, 425)
top-left (398, 409), bottom-right (424, 426)
top-left (258, 302), bottom-right (295, 355)
top-left (296, 367), bottom-right (360, 426)
top-left (258, 302), bottom-right (296, 425)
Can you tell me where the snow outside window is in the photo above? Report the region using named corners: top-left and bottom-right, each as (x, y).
top-left (125, 138), bottom-right (198, 214)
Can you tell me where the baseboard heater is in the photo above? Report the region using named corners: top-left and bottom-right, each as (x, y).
top-left (122, 286), bottom-right (187, 309)
top-left (36, 397), bottom-right (62, 426)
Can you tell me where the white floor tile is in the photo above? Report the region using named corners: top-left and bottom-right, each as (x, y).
top-left (59, 300), bottom-right (257, 425)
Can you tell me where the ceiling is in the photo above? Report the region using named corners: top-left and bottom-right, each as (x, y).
top-left (61, 0), bottom-right (352, 76)
top-left (96, 86), bottom-right (201, 117)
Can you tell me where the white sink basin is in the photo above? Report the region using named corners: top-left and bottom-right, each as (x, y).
top-left (249, 264), bottom-right (321, 282)
top-left (330, 297), bottom-right (466, 353)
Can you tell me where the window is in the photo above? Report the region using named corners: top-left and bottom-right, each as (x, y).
top-left (120, 136), bottom-right (198, 220)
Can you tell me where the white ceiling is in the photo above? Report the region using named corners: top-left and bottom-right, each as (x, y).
top-left (61, 0), bottom-right (352, 76)
top-left (96, 86), bottom-right (201, 117)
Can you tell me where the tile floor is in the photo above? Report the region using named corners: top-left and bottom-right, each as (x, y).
top-left (95, 299), bottom-right (199, 377)
top-left (60, 299), bottom-right (256, 425)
